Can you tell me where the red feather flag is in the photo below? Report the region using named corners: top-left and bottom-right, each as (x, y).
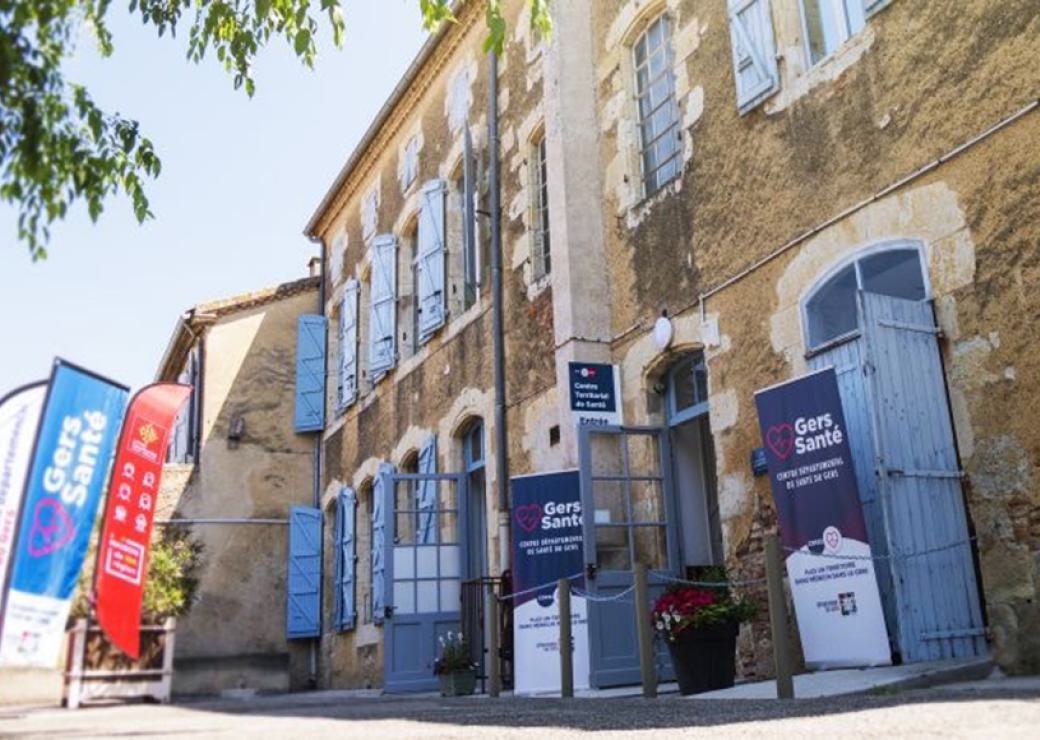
top-left (95, 383), bottom-right (191, 658)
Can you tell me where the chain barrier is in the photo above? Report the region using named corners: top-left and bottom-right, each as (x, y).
top-left (495, 571), bottom-right (585, 603)
top-left (782, 536), bottom-right (976, 562)
top-left (572, 586), bottom-right (635, 604)
top-left (649, 572), bottom-right (768, 589)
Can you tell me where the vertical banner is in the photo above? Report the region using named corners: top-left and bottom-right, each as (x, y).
top-left (0, 383), bottom-right (48, 598)
top-left (0, 362), bottom-right (128, 667)
top-left (754, 367), bottom-right (890, 669)
top-left (511, 470), bottom-right (590, 695)
top-left (95, 383), bottom-right (191, 658)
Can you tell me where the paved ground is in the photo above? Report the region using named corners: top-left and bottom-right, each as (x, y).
top-left (2, 678), bottom-right (1038, 738)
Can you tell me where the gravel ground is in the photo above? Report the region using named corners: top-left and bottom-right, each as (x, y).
top-left (2, 683), bottom-right (1038, 738)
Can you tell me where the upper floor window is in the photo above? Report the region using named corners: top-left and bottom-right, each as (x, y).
top-left (530, 130), bottom-right (551, 280)
top-left (362, 189), bottom-right (379, 243)
top-left (400, 136), bottom-right (420, 193)
top-left (801, 0), bottom-right (866, 66)
top-left (803, 245), bottom-right (927, 349)
top-left (634, 15), bottom-right (681, 196)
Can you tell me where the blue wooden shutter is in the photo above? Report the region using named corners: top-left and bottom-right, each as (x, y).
top-left (863, 0), bottom-right (892, 18)
top-left (372, 462), bottom-right (393, 624)
top-left (334, 487), bottom-right (357, 631)
top-left (369, 236), bottom-right (397, 380)
top-left (416, 435), bottom-right (438, 545)
top-left (286, 506), bottom-right (322, 639)
top-left (294, 315), bottom-right (327, 433)
top-left (338, 280), bottom-right (360, 413)
top-left (417, 180), bottom-right (447, 343)
top-left (727, 0), bottom-right (779, 115)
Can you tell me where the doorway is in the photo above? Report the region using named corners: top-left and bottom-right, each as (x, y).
top-left (664, 353), bottom-right (723, 570)
top-left (803, 243), bottom-right (986, 662)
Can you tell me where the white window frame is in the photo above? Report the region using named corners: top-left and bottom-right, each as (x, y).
top-left (633, 14), bottom-right (681, 198)
top-left (798, 0), bottom-right (867, 67)
top-left (529, 129), bottom-right (551, 281)
top-left (362, 190), bottom-right (380, 243)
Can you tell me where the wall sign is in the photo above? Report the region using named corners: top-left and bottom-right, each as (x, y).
top-left (754, 367), bottom-right (891, 669)
top-left (568, 362), bottom-right (621, 428)
top-left (510, 470), bottom-right (589, 695)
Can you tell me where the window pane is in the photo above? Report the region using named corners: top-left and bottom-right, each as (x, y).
top-left (803, 0), bottom-right (847, 65)
top-left (634, 525), bottom-right (668, 570)
top-left (671, 354), bottom-right (708, 413)
top-left (596, 526), bottom-right (631, 570)
top-left (394, 581), bottom-right (415, 615)
top-left (440, 579), bottom-right (461, 613)
top-left (591, 480), bottom-right (628, 525)
top-left (626, 433), bottom-right (662, 478)
top-left (860, 249), bottom-right (926, 301)
top-left (439, 545), bottom-right (460, 578)
top-left (807, 264), bottom-right (858, 347)
top-left (589, 433), bottom-right (624, 477)
top-left (416, 545), bottom-right (438, 578)
top-left (417, 581), bottom-right (438, 614)
top-left (394, 546), bottom-right (415, 580)
top-left (631, 480), bottom-right (665, 524)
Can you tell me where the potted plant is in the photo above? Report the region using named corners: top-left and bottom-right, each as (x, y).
top-left (434, 631), bottom-right (477, 697)
top-left (651, 567), bottom-right (756, 695)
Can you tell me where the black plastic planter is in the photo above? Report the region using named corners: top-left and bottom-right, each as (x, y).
top-left (666, 621), bottom-right (739, 696)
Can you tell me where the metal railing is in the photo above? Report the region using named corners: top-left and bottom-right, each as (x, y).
top-left (461, 574), bottom-right (513, 693)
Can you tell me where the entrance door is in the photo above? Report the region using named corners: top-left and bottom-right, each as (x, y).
top-left (810, 289), bottom-right (986, 661)
top-left (382, 471), bottom-right (468, 693)
top-left (578, 425), bottom-right (679, 688)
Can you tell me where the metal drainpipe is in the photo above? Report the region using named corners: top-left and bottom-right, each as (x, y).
top-left (488, 50), bottom-right (511, 574)
top-left (308, 239), bottom-right (326, 689)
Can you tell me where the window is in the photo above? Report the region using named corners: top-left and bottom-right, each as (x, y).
top-left (634, 15), bottom-right (681, 196)
top-left (337, 280), bottom-right (360, 413)
top-left (462, 130), bottom-right (479, 309)
top-left (666, 352), bottom-right (710, 426)
top-left (726, 0), bottom-right (780, 115)
top-left (400, 136), bottom-right (419, 192)
top-left (362, 190), bottom-right (379, 242)
top-left (530, 131), bottom-right (551, 280)
top-left (804, 246), bottom-right (927, 349)
top-left (368, 236), bottom-right (398, 380)
top-left (801, 0), bottom-right (866, 66)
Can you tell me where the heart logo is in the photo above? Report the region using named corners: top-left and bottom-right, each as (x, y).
top-left (514, 503), bottom-right (543, 534)
top-left (823, 526), bottom-right (842, 553)
top-left (27, 499), bottom-right (76, 557)
top-left (766, 424), bottom-right (796, 460)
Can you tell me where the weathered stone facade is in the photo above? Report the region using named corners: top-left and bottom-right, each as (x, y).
top-left (307, 0), bottom-right (1040, 687)
top-left (157, 276), bottom-right (320, 694)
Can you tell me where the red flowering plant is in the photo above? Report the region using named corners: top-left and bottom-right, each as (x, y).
top-left (651, 567), bottom-right (756, 642)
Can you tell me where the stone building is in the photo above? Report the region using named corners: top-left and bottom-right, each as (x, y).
top-left (302, 0), bottom-right (1040, 691)
top-left (156, 272), bottom-right (320, 694)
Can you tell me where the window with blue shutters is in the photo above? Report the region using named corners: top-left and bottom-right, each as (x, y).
top-left (369, 236), bottom-right (397, 381)
top-left (727, 0), bottom-right (780, 115)
top-left (417, 180), bottom-right (447, 344)
top-left (287, 506), bottom-right (322, 639)
top-left (372, 462), bottom-right (393, 624)
top-left (416, 435), bottom-right (438, 544)
top-left (334, 487), bottom-right (357, 631)
top-left (338, 280), bottom-right (360, 413)
top-left (294, 315), bottom-right (327, 433)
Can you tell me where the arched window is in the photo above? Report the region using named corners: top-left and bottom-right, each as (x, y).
top-left (804, 245), bottom-right (927, 350)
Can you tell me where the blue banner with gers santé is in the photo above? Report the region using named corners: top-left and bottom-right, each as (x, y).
top-left (0, 361), bottom-right (128, 668)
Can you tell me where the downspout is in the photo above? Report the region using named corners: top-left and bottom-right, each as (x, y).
top-left (488, 51), bottom-right (511, 574)
top-left (307, 240), bottom-right (326, 689)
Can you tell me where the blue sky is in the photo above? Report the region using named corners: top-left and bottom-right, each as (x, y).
top-left (0, 1), bottom-right (427, 392)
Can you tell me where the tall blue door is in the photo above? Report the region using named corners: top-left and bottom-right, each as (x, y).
top-left (578, 425), bottom-right (679, 688)
top-left (382, 472), bottom-right (468, 693)
top-left (811, 291), bottom-right (986, 662)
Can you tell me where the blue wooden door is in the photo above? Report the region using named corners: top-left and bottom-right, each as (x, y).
top-left (578, 425), bottom-right (679, 688)
top-left (859, 291), bottom-right (986, 661)
top-left (810, 291), bottom-right (986, 662)
top-left (383, 472), bottom-right (467, 693)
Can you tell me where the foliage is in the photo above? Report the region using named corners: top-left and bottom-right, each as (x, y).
top-left (71, 528), bottom-right (202, 622)
top-left (433, 630), bottom-right (474, 675)
top-left (651, 567), bottom-right (756, 643)
top-left (4, 1), bottom-right (551, 260)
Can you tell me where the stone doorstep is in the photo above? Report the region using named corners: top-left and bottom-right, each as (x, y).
top-left (687, 656), bottom-right (995, 700)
